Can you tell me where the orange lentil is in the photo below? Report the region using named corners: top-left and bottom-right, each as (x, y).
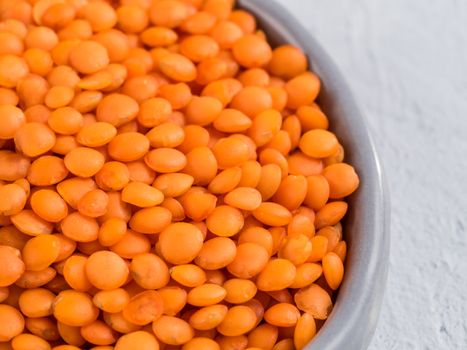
top-left (11, 210), bottom-right (53, 236)
top-left (255, 163), bottom-right (281, 201)
top-left (212, 136), bottom-right (250, 169)
top-left (97, 93), bottom-right (139, 126)
top-left (183, 337), bottom-right (220, 350)
top-left (0, 30), bottom-right (23, 56)
top-left (247, 324), bottom-right (278, 350)
top-left (149, 0), bottom-right (190, 28)
top-left (0, 226), bottom-right (28, 251)
top-left (232, 34), bottom-right (272, 68)
top-left (285, 72), bottom-right (321, 109)
top-left (187, 283), bottom-right (227, 306)
top-left (117, 5), bottom-right (149, 34)
top-left (189, 304), bottom-right (227, 331)
top-left (294, 313), bottom-right (316, 349)
top-left (0, 184), bottom-right (27, 216)
top-left (100, 192), bottom-right (132, 223)
top-left (102, 311), bottom-right (140, 335)
top-left (180, 35), bottom-right (219, 62)
top-left (333, 241), bottom-right (347, 262)
top-left (47, 106), bottom-right (83, 135)
top-left (122, 290), bottom-right (163, 326)
top-left (206, 205), bottom-right (244, 237)
top-left (213, 109), bottom-right (252, 133)
top-left (203, 0), bottom-right (233, 20)
top-left (235, 160), bottom-right (260, 187)
top-left (184, 11), bottom-right (216, 32)
top-left (315, 201), bottom-right (348, 229)
top-left (294, 284), bottom-right (333, 320)
top-left (80, 2), bottom-right (117, 32)
top-left (47, 65), bottom-right (80, 88)
top-left (217, 305), bottom-right (257, 337)
top-left (0, 55), bottom-right (29, 88)
top-left (253, 202), bottom-right (292, 227)
top-left (0, 246), bottom-right (25, 287)
top-left (27, 155), bottom-right (67, 186)
top-left (114, 331), bottom-right (159, 350)
top-left (61, 212), bottom-right (99, 242)
top-left (195, 237), bottom-right (236, 270)
top-left (308, 235), bottom-right (329, 263)
top-left (227, 243), bottom-right (268, 279)
top-left (196, 57), bottom-right (226, 85)
top-left (259, 148), bottom-right (288, 177)
top-left (170, 264), bottom-right (206, 288)
top-left (279, 234), bottom-right (313, 266)
top-left (95, 162), bottom-right (130, 192)
top-left (264, 303), bottom-right (300, 328)
top-left (299, 129), bottom-right (339, 159)
top-left (15, 268), bottom-right (57, 290)
top-left (229, 10), bottom-right (256, 34)
top-left (185, 96), bottom-right (223, 126)
top-left (268, 45), bottom-right (308, 80)
top-left (108, 132), bottom-right (150, 162)
top-left (145, 148), bottom-right (187, 173)
top-left (176, 125), bottom-right (209, 153)
top-left (41, 3), bottom-right (76, 30)
top-left (24, 317), bottom-right (59, 341)
top-left (202, 78), bottom-right (242, 107)
top-left (230, 86), bottom-right (272, 118)
top-left (304, 175), bottom-right (330, 211)
top-left (0, 87), bottom-right (19, 105)
top-left (126, 160), bottom-right (156, 184)
top-left (159, 286), bottom-right (187, 316)
top-left (322, 163), bottom-right (360, 198)
top-left (56, 177), bottom-right (96, 209)
top-left (256, 258), bottom-right (296, 291)
top-left (296, 104), bottom-right (329, 131)
top-left (69, 40), bottom-right (109, 75)
top-left (248, 109), bottom-right (282, 147)
top-left (207, 168), bottom-right (240, 195)
top-left (290, 263), bottom-right (323, 289)
top-left (121, 74), bottom-right (159, 102)
top-left (53, 290), bottom-right (98, 327)
top-left (56, 321), bottom-right (86, 347)
top-left (64, 147), bottom-right (105, 177)
top-left (24, 26), bottom-right (58, 51)
top-left (317, 251), bottom-right (344, 291)
top-left (30, 189), bottom-right (68, 222)
top-left (85, 251), bottom-right (129, 290)
top-left (159, 222), bottom-right (203, 264)
top-left (138, 98), bottom-right (172, 128)
top-left (80, 320), bottom-right (117, 346)
top-left (153, 315), bottom-right (194, 345)
top-left (14, 122), bottom-right (55, 157)
top-left (129, 206), bottom-right (172, 234)
top-left (287, 151), bottom-right (323, 176)
top-left (158, 82), bottom-right (192, 110)
top-left (183, 146), bottom-right (218, 185)
top-left (146, 122), bottom-right (185, 148)
top-left (93, 288), bottom-right (130, 314)
top-left (223, 278), bottom-right (257, 304)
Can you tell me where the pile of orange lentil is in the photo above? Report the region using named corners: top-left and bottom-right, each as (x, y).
top-left (0, 0), bottom-right (360, 349)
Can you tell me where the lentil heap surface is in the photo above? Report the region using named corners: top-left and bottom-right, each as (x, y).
top-left (0, 0), bottom-right (360, 349)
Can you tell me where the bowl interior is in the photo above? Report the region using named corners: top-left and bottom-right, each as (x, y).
top-left (237, 1), bottom-right (390, 349)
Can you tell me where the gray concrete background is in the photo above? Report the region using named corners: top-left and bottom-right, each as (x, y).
top-left (274, 0), bottom-right (467, 349)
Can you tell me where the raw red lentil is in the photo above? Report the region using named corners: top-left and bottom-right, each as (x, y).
top-left (0, 1), bottom-right (359, 349)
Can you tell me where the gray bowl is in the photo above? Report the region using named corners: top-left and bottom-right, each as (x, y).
top-left (237, 1), bottom-right (390, 349)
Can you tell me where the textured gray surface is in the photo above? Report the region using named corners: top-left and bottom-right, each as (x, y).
top-left (274, 0), bottom-right (467, 349)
